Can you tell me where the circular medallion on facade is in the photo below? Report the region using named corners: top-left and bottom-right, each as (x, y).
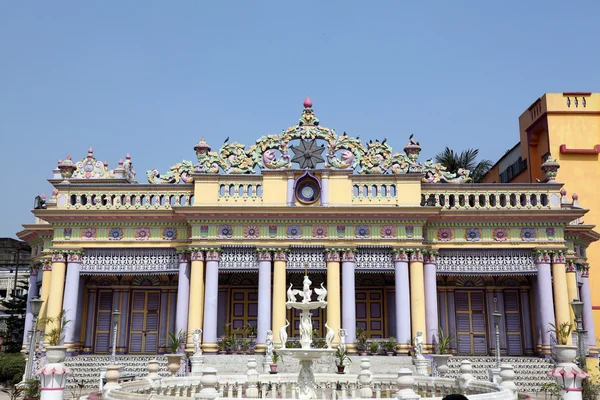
top-left (295, 180), bottom-right (320, 204)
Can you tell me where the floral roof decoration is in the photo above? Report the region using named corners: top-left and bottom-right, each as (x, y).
top-left (146, 98), bottom-right (472, 184)
top-left (57, 147), bottom-right (137, 183)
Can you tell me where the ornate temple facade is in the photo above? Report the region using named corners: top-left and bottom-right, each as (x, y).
top-left (17, 98), bottom-right (599, 360)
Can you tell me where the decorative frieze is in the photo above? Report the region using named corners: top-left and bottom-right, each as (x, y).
top-left (218, 247), bottom-right (256, 270)
top-left (81, 248), bottom-right (179, 274)
top-left (287, 248), bottom-right (326, 269)
top-left (437, 249), bottom-right (537, 275)
top-left (355, 248), bottom-right (392, 269)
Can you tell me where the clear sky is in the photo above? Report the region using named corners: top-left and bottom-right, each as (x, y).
top-left (1, 1), bottom-right (599, 238)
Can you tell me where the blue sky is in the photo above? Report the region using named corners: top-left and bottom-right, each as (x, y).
top-left (1, 1), bottom-right (599, 238)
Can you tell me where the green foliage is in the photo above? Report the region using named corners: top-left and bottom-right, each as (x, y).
top-left (39, 309), bottom-right (71, 346)
top-left (22, 379), bottom-right (41, 398)
top-left (0, 280), bottom-right (29, 353)
top-left (382, 337), bottom-right (396, 353)
top-left (271, 352), bottom-right (280, 365)
top-left (0, 353), bottom-right (26, 384)
top-left (539, 382), bottom-right (563, 399)
top-left (434, 147), bottom-right (492, 183)
top-left (165, 330), bottom-right (186, 354)
top-left (548, 321), bottom-right (573, 345)
top-left (335, 347), bottom-right (351, 365)
top-left (369, 341), bottom-right (379, 354)
top-left (583, 376), bottom-right (600, 400)
top-left (356, 328), bottom-right (367, 352)
top-left (435, 328), bottom-right (454, 354)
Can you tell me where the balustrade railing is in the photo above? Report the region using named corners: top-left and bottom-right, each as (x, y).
top-left (421, 183), bottom-right (561, 210)
top-left (60, 186), bottom-right (194, 210)
top-left (218, 179), bottom-right (264, 203)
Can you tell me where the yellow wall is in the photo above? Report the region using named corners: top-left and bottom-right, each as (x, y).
top-left (519, 93), bottom-right (600, 347)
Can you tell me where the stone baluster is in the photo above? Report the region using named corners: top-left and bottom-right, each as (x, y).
top-left (498, 363), bottom-right (517, 398)
top-left (237, 382), bottom-right (243, 398)
top-left (456, 360), bottom-right (474, 395)
top-left (103, 365), bottom-right (121, 392)
top-left (197, 367), bottom-right (219, 400)
top-left (341, 381), bottom-right (348, 399)
top-left (246, 358), bottom-right (259, 398)
top-left (393, 368), bottom-right (420, 400)
top-left (227, 383), bottom-right (234, 398)
top-left (271, 382), bottom-right (278, 398)
top-left (261, 382), bottom-right (268, 399)
top-left (358, 358), bottom-right (373, 398)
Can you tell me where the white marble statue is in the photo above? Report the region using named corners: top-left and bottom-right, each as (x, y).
top-left (338, 329), bottom-right (347, 354)
top-left (302, 275), bottom-right (312, 303)
top-left (265, 330), bottom-right (274, 359)
top-left (192, 328), bottom-right (202, 355)
top-left (325, 322), bottom-right (335, 349)
top-left (300, 313), bottom-right (312, 347)
top-left (279, 320), bottom-right (289, 348)
top-left (413, 330), bottom-right (424, 359)
top-left (314, 282), bottom-right (327, 302)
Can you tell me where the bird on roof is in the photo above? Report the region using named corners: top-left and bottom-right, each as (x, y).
top-left (224, 137), bottom-right (229, 144)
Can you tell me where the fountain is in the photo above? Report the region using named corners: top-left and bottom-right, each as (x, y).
top-left (276, 272), bottom-right (335, 399)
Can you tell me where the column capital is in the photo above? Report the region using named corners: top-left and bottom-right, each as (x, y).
top-left (256, 248), bottom-right (272, 261)
top-left (51, 250), bottom-right (66, 263)
top-left (177, 250), bottom-right (191, 263)
top-left (324, 248), bottom-right (340, 262)
top-left (566, 260), bottom-right (577, 273)
top-left (189, 248), bottom-right (205, 261)
top-left (580, 264), bottom-right (590, 278)
top-left (392, 248), bottom-right (409, 262)
top-left (29, 264), bottom-right (40, 276)
top-left (341, 248), bottom-right (357, 263)
top-left (423, 250), bottom-right (439, 264)
top-left (205, 248), bottom-right (221, 262)
top-left (41, 259), bottom-right (52, 271)
top-left (273, 248), bottom-right (289, 261)
top-left (66, 251), bottom-right (84, 263)
top-left (551, 251), bottom-right (567, 264)
top-left (534, 250), bottom-right (552, 264)
top-left (409, 249), bottom-right (424, 262)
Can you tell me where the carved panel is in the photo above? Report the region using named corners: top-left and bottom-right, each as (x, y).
top-left (218, 247), bottom-right (257, 270)
top-left (81, 248), bottom-right (178, 275)
top-left (437, 249), bottom-right (536, 275)
top-left (287, 248), bottom-right (326, 270)
top-left (355, 248), bottom-right (393, 270)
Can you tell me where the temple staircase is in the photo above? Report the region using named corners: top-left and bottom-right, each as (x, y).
top-left (63, 354), bottom-right (554, 395)
top-left (446, 356), bottom-right (555, 394)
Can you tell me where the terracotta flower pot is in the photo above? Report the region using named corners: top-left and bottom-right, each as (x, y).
top-left (337, 365), bottom-right (345, 374)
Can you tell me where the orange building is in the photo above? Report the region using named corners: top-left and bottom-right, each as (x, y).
top-left (484, 92), bottom-right (600, 349)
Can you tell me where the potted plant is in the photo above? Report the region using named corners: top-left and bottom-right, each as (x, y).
top-left (39, 309), bottom-right (71, 363)
top-left (356, 328), bottom-right (368, 356)
top-left (383, 337), bottom-right (397, 356)
top-left (431, 328), bottom-right (454, 377)
top-left (22, 379), bottom-right (41, 400)
top-left (269, 352), bottom-right (280, 374)
top-left (335, 347), bottom-right (351, 374)
top-left (369, 341), bottom-right (379, 355)
top-left (165, 330), bottom-right (186, 376)
top-left (549, 321), bottom-right (576, 363)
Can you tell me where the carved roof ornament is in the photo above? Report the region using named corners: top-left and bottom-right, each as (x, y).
top-left (56, 148), bottom-right (137, 183)
top-left (541, 153), bottom-right (560, 182)
top-left (138, 97), bottom-right (472, 183)
top-left (291, 139), bottom-right (325, 169)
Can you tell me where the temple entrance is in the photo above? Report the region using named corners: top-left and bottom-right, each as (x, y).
top-left (128, 290), bottom-right (160, 354)
top-left (355, 289), bottom-right (386, 338)
top-left (455, 290), bottom-right (487, 355)
top-left (229, 288), bottom-right (258, 330)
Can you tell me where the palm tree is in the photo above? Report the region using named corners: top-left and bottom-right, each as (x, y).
top-left (434, 147), bottom-right (492, 183)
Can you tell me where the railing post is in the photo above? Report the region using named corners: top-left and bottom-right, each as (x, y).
top-left (392, 368), bottom-right (420, 400)
top-left (358, 358), bottom-right (373, 398)
top-left (246, 358), bottom-right (259, 398)
top-left (456, 359), bottom-right (474, 395)
top-left (498, 363), bottom-right (518, 399)
top-left (197, 367), bottom-right (219, 400)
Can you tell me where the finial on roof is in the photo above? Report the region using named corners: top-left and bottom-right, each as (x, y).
top-left (66, 155), bottom-right (72, 160)
top-left (126, 153), bottom-right (131, 159)
top-left (88, 147), bottom-right (93, 153)
top-left (118, 159), bottom-right (124, 166)
top-left (104, 161), bottom-right (108, 167)
top-left (303, 96), bottom-right (312, 108)
top-left (572, 193), bottom-right (579, 200)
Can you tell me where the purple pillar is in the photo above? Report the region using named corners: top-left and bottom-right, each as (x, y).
top-left (118, 291), bottom-right (129, 352)
top-left (286, 173), bottom-right (295, 206)
top-left (73, 276), bottom-right (85, 347)
top-left (176, 254), bottom-right (191, 335)
top-left (521, 289), bottom-right (534, 355)
top-left (536, 255), bottom-right (556, 349)
top-left (424, 254), bottom-right (439, 344)
top-left (257, 251), bottom-right (272, 346)
top-left (203, 250), bottom-right (221, 346)
top-left (580, 270), bottom-right (596, 351)
top-left (321, 173), bottom-right (329, 206)
top-left (23, 266), bottom-right (40, 349)
top-left (341, 251), bottom-right (357, 344)
top-left (393, 250), bottom-right (411, 346)
top-left (83, 289), bottom-right (96, 353)
top-left (63, 254), bottom-right (82, 349)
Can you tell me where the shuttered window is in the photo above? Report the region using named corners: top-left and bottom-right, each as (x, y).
top-left (129, 290), bottom-right (161, 354)
top-left (94, 290), bottom-right (113, 353)
top-left (455, 290), bottom-right (487, 355)
top-left (504, 290), bottom-right (523, 355)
